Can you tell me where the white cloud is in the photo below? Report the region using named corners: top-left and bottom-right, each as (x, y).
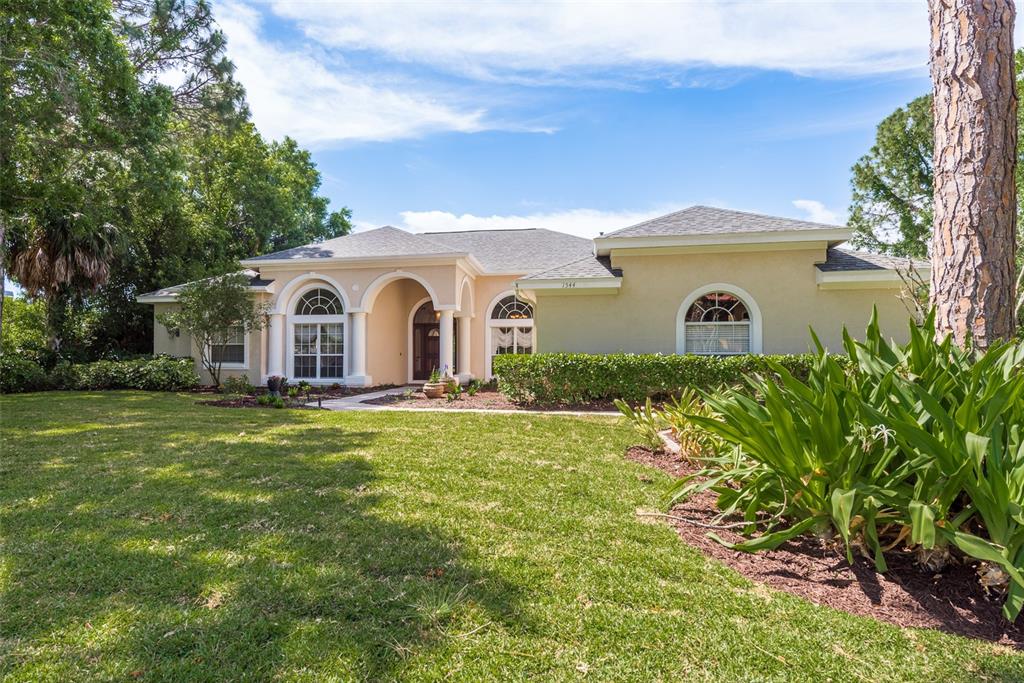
top-left (366, 207), bottom-right (679, 239)
top-left (269, 1), bottom-right (939, 80)
top-left (792, 199), bottom-right (843, 225)
top-left (216, 1), bottom-right (507, 145)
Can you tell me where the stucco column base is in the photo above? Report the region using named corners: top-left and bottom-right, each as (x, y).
top-left (345, 374), bottom-right (373, 387)
top-left (456, 373), bottom-right (474, 385)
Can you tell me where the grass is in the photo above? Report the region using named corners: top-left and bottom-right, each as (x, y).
top-left (1, 392), bottom-right (1022, 682)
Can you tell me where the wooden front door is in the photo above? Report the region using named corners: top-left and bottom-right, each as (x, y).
top-left (413, 323), bottom-right (440, 380)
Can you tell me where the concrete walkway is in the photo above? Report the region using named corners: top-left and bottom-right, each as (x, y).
top-left (308, 385), bottom-right (619, 416)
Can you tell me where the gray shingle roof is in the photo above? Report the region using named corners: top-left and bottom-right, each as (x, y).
top-left (519, 255), bottom-right (621, 280)
top-left (245, 226), bottom-right (459, 262)
top-left (602, 205), bottom-right (846, 239)
top-left (817, 248), bottom-right (928, 272)
top-left (138, 270), bottom-right (273, 299)
top-left (423, 228), bottom-right (593, 273)
top-left (243, 225), bottom-right (593, 275)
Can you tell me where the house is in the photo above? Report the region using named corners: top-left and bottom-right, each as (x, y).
top-left (138, 206), bottom-right (926, 386)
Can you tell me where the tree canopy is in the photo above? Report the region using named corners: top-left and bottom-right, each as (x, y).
top-left (848, 50), bottom-right (1024, 261)
top-left (2, 0), bottom-right (351, 359)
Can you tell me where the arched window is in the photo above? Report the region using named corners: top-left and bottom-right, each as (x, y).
top-left (492, 295), bottom-right (533, 320)
top-left (295, 288), bottom-right (342, 316)
top-left (291, 286), bottom-right (345, 380)
top-left (487, 294), bottom-right (534, 377)
top-left (683, 291), bottom-right (751, 355)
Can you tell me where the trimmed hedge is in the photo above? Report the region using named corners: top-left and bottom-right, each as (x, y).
top-left (0, 355), bottom-right (199, 393)
top-left (492, 352), bottom-right (851, 404)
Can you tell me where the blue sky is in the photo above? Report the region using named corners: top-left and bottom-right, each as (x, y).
top-left (214, 1), bottom-right (955, 238)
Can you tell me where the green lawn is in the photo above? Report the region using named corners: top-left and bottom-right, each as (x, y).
top-left (1, 392), bottom-right (1021, 682)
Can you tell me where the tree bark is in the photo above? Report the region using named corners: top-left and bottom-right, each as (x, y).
top-left (929, 0), bottom-right (1018, 348)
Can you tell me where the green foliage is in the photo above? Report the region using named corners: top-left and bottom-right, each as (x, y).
top-left (848, 95), bottom-right (934, 258)
top-left (1, 298), bottom-right (47, 362)
top-left (67, 356), bottom-right (199, 391)
top-left (221, 374), bottom-right (255, 396)
top-left (428, 367), bottom-right (441, 383)
top-left (0, 356), bottom-right (49, 393)
top-left (4, 392), bottom-right (1015, 679)
top-left (156, 272), bottom-right (267, 386)
top-left (0, 354), bottom-right (197, 393)
top-left (446, 383), bottom-right (462, 402)
top-left (615, 388), bottom-right (723, 456)
top-left (670, 311), bottom-right (1024, 620)
top-left (493, 352), bottom-right (844, 404)
top-left (287, 386), bottom-right (300, 398)
top-left (1, 0), bottom-right (351, 360)
top-left (466, 380), bottom-right (482, 397)
top-left (614, 398), bottom-right (662, 449)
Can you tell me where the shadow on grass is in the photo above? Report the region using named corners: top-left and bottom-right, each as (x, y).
top-left (2, 392), bottom-right (526, 680)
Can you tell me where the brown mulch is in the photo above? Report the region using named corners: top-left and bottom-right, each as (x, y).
top-left (200, 384), bottom-right (396, 410)
top-left (363, 387), bottom-right (618, 412)
top-left (626, 445), bottom-right (1024, 647)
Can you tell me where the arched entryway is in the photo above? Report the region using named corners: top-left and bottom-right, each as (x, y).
top-left (409, 300), bottom-right (459, 381)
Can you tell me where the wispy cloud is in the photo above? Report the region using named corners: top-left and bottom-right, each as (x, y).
top-left (268, 1), bottom-right (938, 81)
top-left (792, 199), bottom-right (844, 225)
top-left (216, 1), bottom-right (540, 145)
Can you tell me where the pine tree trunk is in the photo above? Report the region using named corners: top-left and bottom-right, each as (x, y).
top-left (929, 0), bottom-right (1018, 348)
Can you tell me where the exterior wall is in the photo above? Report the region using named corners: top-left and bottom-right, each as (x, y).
top-left (152, 303), bottom-right (264, 385)
top-left (259, 263), bottom-right (461, 313)
top-left (533, 248), bottom-right (915, 356)
top-left (365, 278), bottom-right (431, 385)
top-left (149, 245), bottom-right (913, 386)
top-left (466, 275), bottom-right (523, 379)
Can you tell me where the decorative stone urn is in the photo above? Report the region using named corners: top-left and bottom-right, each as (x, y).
top-left (422, 381), bottom-right (446, 399)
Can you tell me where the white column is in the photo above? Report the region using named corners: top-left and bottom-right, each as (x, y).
top-left (266, 313), bottom-right (284, 379)
top-left (456, 316), bottom-right (472, 383)
top-left (347, 311), bottom-right (371, 386)
top-left (439, 309), bottom-right (455, 378)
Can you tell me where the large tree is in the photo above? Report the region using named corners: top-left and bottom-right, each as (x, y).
top-left (849, 96), bottom-right (935, 258)
top-left (1, 0), bottom-right (171, 353)
top-left (928, 0), bottom-right (1018, 347)
top-left (3, 0), bottom-right (353, 358)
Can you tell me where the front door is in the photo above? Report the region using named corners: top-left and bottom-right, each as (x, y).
top-left (413, 323), bottom-right (440, 380)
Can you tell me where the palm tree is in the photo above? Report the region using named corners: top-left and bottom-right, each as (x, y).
top-left (7, 214), bottom-right (118, 353)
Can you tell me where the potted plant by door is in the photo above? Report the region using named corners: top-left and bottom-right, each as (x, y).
top-left (422, 367), bottom-right (447, 399)
top-left (267, 375), bottom-right (287, 398)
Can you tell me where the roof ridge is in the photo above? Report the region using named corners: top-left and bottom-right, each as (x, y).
top-left (600, 206), bottom-right (696, 238)
top-left (422, 227), bottom-right (540, 235)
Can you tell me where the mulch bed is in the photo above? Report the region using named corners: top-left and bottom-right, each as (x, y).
top-left (363, 387), bottom-right (618, 412)
top-left (200, 385), bottom-right (395, 410)
top-left (626, 445), bottom-right (1024, 647)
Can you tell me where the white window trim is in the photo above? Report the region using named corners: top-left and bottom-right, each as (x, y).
top-left (204, 326), bottom-right (250, 370)
top-left (286, 282), bottom-right (348, 383)
top-left (676, 283), bottom-right (762, 355)
top-left (484, 290), bottom-right (536, 379)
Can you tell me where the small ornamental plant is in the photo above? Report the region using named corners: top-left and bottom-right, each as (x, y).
top-left (423, 367), bottom-right (446, 399)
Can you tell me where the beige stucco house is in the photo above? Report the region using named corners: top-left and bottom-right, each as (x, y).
top-left (138, 206), bottom-right (926, 386)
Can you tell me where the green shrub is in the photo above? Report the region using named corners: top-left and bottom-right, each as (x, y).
top-left (69, 356), bottom-right (199, 391)
top-left (0, 298), bottom-right (47, 363)
top-left (0, 356), bottom-right (48, 393)
top-left (668, 311), bottom-right (1024, 621)
top-left (615, 387), bottom-right (720, 456)
top-left (493, 352), bottom-right (844, 404)
top-left (222, 374), bottom-right (255, 395)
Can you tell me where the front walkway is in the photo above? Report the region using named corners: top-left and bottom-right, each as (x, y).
top-left (309, 386), bottom-right (619, 416)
